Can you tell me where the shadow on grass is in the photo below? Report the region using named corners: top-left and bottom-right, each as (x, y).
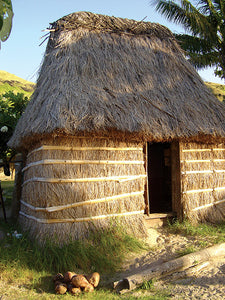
top-left (30, 275), bottom-right (54, 294)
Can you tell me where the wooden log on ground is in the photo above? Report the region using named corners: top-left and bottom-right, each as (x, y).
top-left (162, 261), bottom-right (210, 283)
top-left (113, 243), bottom-right (225, 293)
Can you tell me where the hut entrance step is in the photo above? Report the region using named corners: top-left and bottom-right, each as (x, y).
top-left (144, 212), bottom-right (176, 228)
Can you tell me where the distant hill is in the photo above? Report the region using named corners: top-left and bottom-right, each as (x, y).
top-left (205, 81), bottom-right (225, 102)
top-left (0, 70), bottom-right (35, 97)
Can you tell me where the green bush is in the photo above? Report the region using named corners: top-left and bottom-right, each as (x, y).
top-left (0, 91), bottom-right (29, 168)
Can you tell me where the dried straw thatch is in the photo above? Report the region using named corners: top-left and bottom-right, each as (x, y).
top-left (9, 11), bottom-right (225, 150)
top-left (7, 12), bottom-right (225, 241)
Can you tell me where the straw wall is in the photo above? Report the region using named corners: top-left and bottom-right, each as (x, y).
top-left (180, 142), bottom-right (225, 223)
top-left (19, 136), bottom-right (147, 243)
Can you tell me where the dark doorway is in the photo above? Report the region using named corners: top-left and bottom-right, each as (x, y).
top-left (148, 142), bottom-right (172, 213)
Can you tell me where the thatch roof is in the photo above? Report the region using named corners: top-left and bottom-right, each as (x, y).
top-left (9, 11), bottom-right (225, 150)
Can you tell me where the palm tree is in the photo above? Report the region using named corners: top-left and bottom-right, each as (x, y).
top-left (152, 0), bottom-right (225, 80)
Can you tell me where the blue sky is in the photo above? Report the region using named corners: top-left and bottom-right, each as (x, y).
top-left (1, 0), bottom-right (224, 84)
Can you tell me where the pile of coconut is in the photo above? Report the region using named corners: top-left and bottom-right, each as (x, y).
top-left (53, 271), bottom-right (100, 295)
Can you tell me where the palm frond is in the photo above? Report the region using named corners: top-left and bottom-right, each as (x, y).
top-left (155, 0), bottom-right (188, 23)
top-left (198, 0), bottom-right (217, 15)
top-left (154, 0), bottom-right (213, 37)
top-left (175, 33), bottom-right (215, 53)
top-left (188, 51), bottom-right (219, 69)
top-left (152, 0), bottom-right (225, 78)
top-left (218, 0), bottom-right (225, 19)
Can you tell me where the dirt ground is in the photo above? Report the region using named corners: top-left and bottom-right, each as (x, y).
top-left (113, 227), bottom-right (225, 299)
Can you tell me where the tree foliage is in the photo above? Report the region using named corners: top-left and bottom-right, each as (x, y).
top-left (152, 0), bottom-right (225, 79)
top-left (0, 0), bottom-right (13, 44)
top-left (0, 92), bottom-right (29, 174)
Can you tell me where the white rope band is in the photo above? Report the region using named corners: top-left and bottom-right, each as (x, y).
top-left (182, 170), bottom-right (225, 175)
top-left (183, 186), bottom-right (225, 194)
top-left (28, 145), bottom-right (143, 158)
top-left (23, 174), bottom-right (147, 186)
top-left (192, 199), bottom-right (225, 211)
top-left (19, 210), bottom-right (145, 224)
top-left (23, 159), bottom-right (145, 172)
top-left (182, 148), bottom-right (225, 153)
top-left (20, 190), bottom-right (144, 212)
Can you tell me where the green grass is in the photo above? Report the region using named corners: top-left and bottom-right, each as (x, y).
top-left (168, 219), bottom-right (225, 246)
top-left (140, 279), bottom-right (155, 290)
top-left (0, 70), bottom-right (35, 97)
top-left (0, 287), bottom-right (170, 300)
top-left (0, 222), bottom-right (146, 274)
top-left (0, 221), bottom-right (170, 300)
top-left (137, 279), bottom-right (171, 299)
top-left (175, 245), bottom-right (198, 257)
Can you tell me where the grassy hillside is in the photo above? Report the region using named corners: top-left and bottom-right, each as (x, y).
top-left (205, 81), bottom-right (225, 102)
top-left (0, 70), bottom-right (35, 97)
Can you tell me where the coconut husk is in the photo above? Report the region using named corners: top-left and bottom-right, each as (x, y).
top-left (72, 274), bottom-right (89, 288)
top-left (64, 271), bottom-right (76, 283)
top-left (55, 283), bottom-right (67, 294)
top-left (84, 283), bottom-right (94, 293)
top-left (68, 285), bottom-right (81, 295)
top-left (86, 272), bottom-right (100, 287)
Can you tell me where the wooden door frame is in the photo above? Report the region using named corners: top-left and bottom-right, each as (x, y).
top-left (143, 143), bottom-right (149, 215)
top-left (171, 141), bottom-right (182, 220)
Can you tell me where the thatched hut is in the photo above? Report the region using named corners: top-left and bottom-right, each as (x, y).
top-left (9, 12), bottom-right (225, 242)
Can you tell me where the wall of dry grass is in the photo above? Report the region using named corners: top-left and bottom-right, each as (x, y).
top-left (19, 136), bottom-right (147, 243)
top-left (180, 142), bottom-right (225, 223)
